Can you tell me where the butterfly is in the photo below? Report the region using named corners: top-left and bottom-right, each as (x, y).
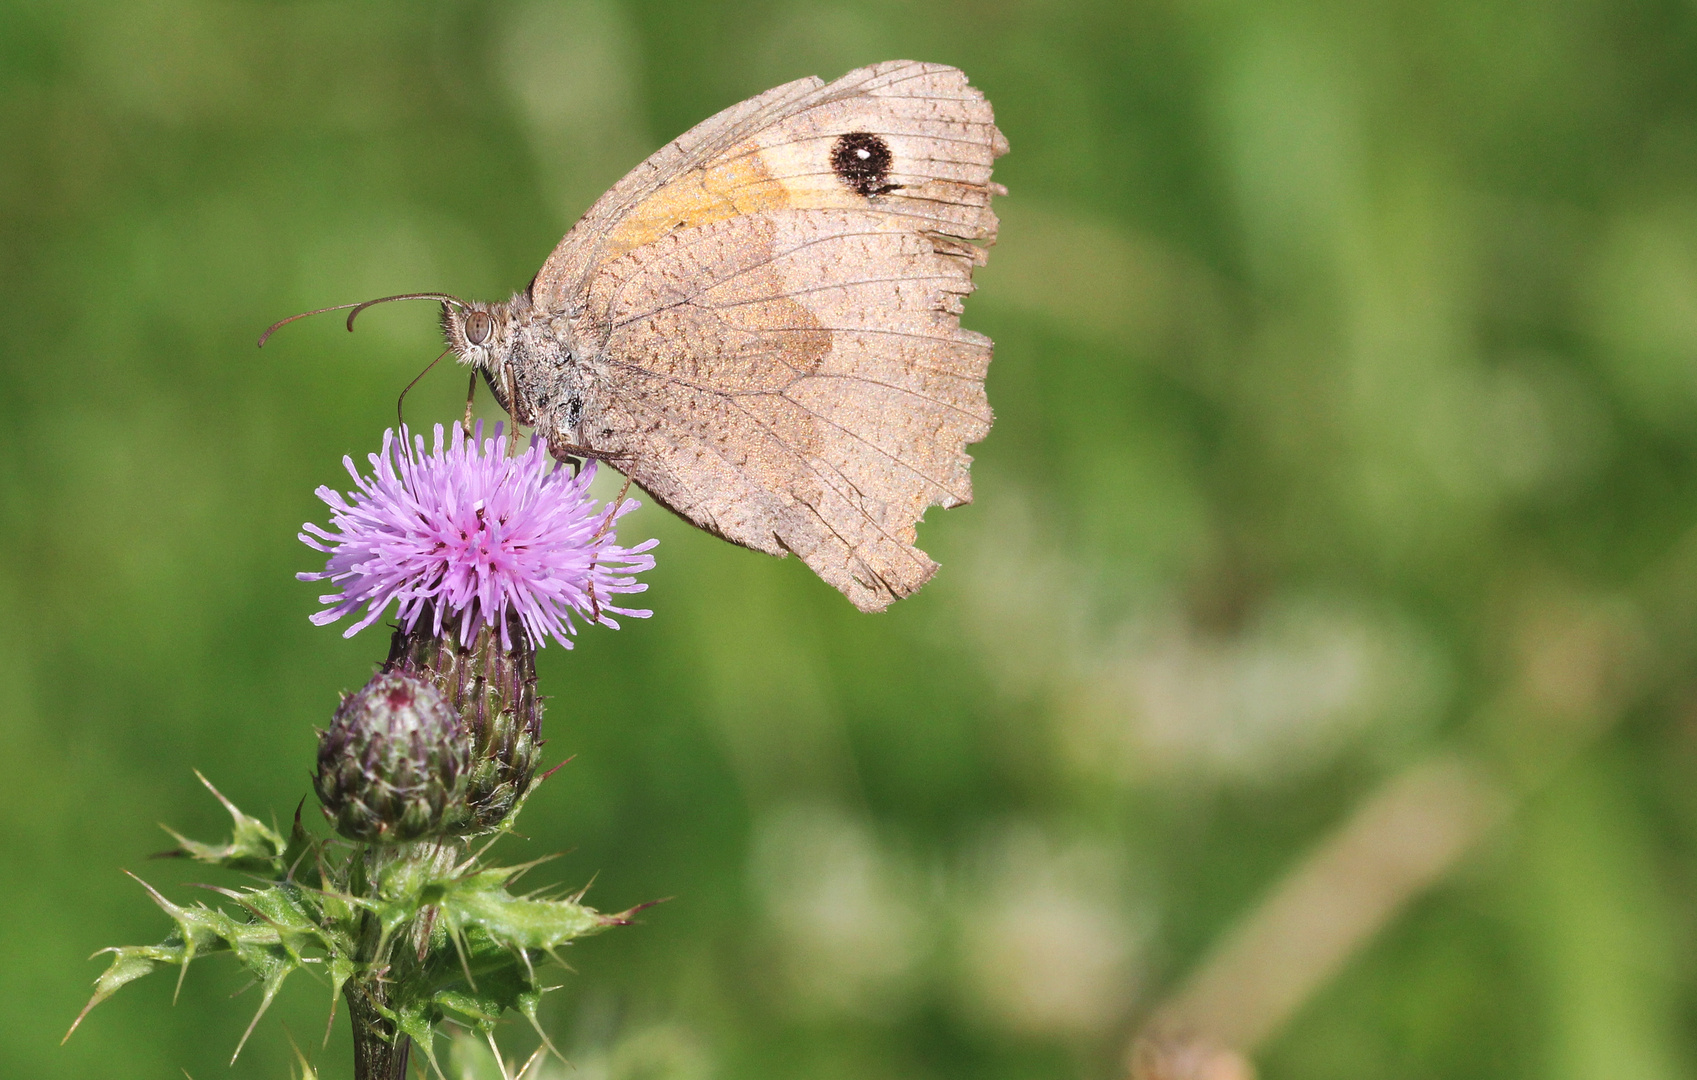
top-left (270, 61), bottom-right (1006, 612)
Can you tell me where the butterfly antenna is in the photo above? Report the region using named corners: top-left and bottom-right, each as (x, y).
top-left (345, 292), bottom-right (467, 332)
top-left (257, 293), bottom-right (467, 347)
top-left (397, 349), bottom-right (453, 428)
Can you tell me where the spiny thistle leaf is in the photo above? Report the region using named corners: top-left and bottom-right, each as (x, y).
top-left (372, 864), bottom-right (637, 1063)
top-left (66, 871), bottom-right (338, 1061)
top-left (325, 953), bottom-right (357, 1019)
top-left (518, 992), bottom-right (566, 1066)
top-left (439, 870), bottom-right (611, 952)
top-left (229, 963), bottom-right (290, 1065)
top-left (282, 801), bottom-right (326, 887)
top-left (157, 772), bottom-right (287, 874)
top-left (62, 947), bottom-right (164, 1042)
top-left (72, 775), bottom-right (644, 1069)
top-left (286, 1030), bottom-right (321, 1080)
top-left (203, 882), bottom-right (335, 961)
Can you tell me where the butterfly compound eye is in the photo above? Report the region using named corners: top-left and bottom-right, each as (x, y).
top-left (464, 311), bottom-right (493, 346)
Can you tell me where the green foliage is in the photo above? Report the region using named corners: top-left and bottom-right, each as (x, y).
top-left (65, 777), bottom-right (629, 1069)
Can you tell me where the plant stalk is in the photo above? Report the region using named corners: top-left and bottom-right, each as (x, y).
top-left (344, 839), bottom-right (457, 1080)
top-left (346, 982), bottom-right (411, 1080)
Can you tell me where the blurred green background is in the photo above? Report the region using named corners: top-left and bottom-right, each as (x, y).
top-left (7, 0), bottom-right (1697, 1077)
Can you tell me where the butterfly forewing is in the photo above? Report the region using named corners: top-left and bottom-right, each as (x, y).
top-left (536, 61), bottom-right (1005, 611)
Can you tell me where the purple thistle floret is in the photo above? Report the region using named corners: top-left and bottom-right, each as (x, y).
top-left (300, 422), bottom-right (657, 649)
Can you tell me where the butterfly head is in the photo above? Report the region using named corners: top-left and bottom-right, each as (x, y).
top-left (441, 295), bottom-right (553, 422)
top-left (442, 299), bottom-right (519, 370)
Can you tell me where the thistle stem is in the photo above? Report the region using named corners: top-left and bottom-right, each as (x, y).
top-left (346, 984), bottom-right (411, 1080)
top-left (346, 856), bottom-right (411, 1080)
top-left (345, 840), bottom-right (458, 1080)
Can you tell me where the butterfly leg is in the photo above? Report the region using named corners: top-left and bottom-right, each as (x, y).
top-left (500, 367), bottom-right (528, 454)
top-left (461, 371), bottom-right (478, 435)
top-left (585, 475), bottom-right (635, 625)
top-left (543, 431), bottom-right (634, 469)
top-left (591, 476), bottom-right (635, 541)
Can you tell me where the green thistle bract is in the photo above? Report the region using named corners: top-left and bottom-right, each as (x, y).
top-left (316, 670), bottom-right (470, 843)
top-left (385, 611), bottom-right (542, 834)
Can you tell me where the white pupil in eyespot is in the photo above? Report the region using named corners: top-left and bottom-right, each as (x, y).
top-left (856, 148), bottom-right (871, 159)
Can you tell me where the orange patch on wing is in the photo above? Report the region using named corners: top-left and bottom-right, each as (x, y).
top-left (605, 146), bottom-right (796, 261)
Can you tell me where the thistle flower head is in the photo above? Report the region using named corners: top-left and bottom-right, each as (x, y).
top-left (300, 423), bottom-right (657, 649)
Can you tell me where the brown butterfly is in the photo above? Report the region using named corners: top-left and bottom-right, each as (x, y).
top-left (268, 61), bottom-right (1006, 612)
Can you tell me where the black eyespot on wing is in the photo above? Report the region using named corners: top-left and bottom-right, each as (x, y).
top-left (830, 131), bottom-right (901, 197)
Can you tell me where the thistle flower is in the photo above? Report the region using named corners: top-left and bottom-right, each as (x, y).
top-left (300, 422), bottom-right (657, 650)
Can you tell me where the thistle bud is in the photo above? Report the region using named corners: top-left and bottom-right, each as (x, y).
top-left (385, 609), bottom-right (542, 833)
top-left (315, 670), bottom-right (470, 843)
